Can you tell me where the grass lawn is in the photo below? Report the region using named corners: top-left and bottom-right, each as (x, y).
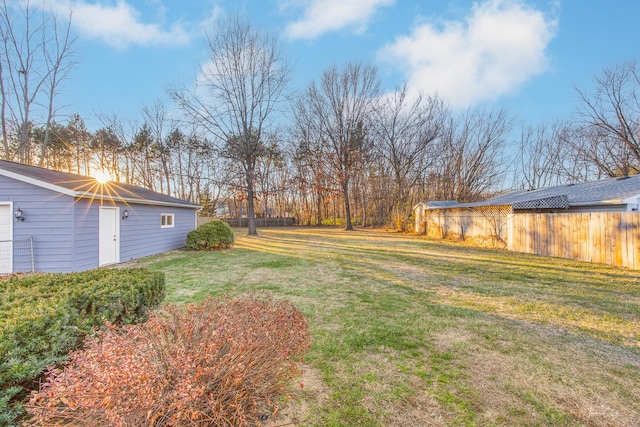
top-left (137, 227), bottom-right (640, 426)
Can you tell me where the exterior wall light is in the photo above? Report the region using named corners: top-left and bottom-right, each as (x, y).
top-left (14, 207), bottom-right (24, 221)
top-left (122, 209), bottom-right (129, 220)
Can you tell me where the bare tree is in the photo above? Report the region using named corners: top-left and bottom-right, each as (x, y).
top-left (92, 126), bottom-right (126, 182)
top-left (128, 123), bottom-right (159, 191)
top-left (372, 85), bottom-right (446, 230)
top-left (254, 136), bottom-right (284, 225)
top-left (294, 62), bottom-right (380, 230)
top-left (432, 108), bottom-right (512, 202)
top-left (95, 113), bottom-right (137, 183)
top-left (0, 35), bottom-right (7, 158)
top-left (575, 59), bottom-right (640, 176)
top-left (561, 124), bottom-right (629, 180)
top-left (515, 120), bottom-right (574, 189)
top-left (291, 121), bottom-right (337, 225)
top-left (142, 99), bottom-right (174, 195)
top-left (0, 0), bottom-right (76, 163)
top-left (38, 5), bottom-right (76, 165)
top-left (171, 17), bottom-right (291, 235)
top-left (66, 113), bottom-right (93, 175)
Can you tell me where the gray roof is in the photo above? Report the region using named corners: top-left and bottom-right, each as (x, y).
top-left (422, 200), bottom-right (461, 209)
top-left (423, 175), bottom-right (640, 210)
top-left (0, 159), bottom-right (199, 208)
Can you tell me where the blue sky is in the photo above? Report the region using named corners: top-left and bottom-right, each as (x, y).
top-left (49, 0), bottom-right (639, 132)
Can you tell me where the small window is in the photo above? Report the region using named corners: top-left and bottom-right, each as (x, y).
top-left (161, 213), bottom-right (174, 228)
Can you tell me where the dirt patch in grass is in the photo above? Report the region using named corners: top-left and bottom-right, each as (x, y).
top-left (264, 364), bottom-right (330, 426)
top-left (383, 387), bottom-right (447, 427)
top-left (356, 352), bottom-right (449, 427)
top-left (432, 326), bottom-right (476, 353)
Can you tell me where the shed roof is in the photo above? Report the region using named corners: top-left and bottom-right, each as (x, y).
top-left (0, 159), bottom-right (199, 209)
top-left (422, 175), bottom-right (640, 210)
top-left (420, 200), bottom-right (461, 209)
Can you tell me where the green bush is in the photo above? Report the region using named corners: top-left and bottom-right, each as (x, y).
top-left (186, 220), bottom-right (234, 250)
top-left (0, 268), bottom-right (165, 426)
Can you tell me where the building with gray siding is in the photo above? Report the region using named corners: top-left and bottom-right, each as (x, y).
top-left (0, 160), bottom-right (199, 273)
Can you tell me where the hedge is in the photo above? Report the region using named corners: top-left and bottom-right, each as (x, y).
top-left (0, 268), bottom-right (165, 426)
top-left (185, 220), bottom-right (234, 251)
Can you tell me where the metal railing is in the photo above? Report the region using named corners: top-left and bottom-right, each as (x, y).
top-left (0, 237), bottom-right (35, 274)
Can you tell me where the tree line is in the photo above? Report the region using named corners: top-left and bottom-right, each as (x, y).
top-left (2, 5), bottom-right (639, 233)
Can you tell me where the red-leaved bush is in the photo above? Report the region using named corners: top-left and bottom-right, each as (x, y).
top-left (25, 295), bottom-right (311, 426)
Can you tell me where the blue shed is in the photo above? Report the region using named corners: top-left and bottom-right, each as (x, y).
top-left (0, 160), bottom-right (200, 273)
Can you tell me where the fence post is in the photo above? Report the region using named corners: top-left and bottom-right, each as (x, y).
top-left (29, 237), bottom-right (35, 272)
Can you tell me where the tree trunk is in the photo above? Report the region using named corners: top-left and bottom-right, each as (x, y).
top-left (343, 179), bottom-right (353, 231)
top-left (246, 169), bottom-right (258, 236)
top-left (316, 191), bottom-right (323, 225)
top-left (0, 65), bottom-right (9, 159)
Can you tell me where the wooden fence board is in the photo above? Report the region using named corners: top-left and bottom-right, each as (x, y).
top-left (582, 214), bottom-right (590, 262)
top-left (605, 214), bottom-right (612, 266)
top-left (625, 214), bottom-right (636, 269)
top-left (559, 215), bottom-right (568, 259)
top-left (504, 212), bottom-right (640, 269)
top-left (615, 213), bottom-right (622, 266)
top-left (421, 210), bottom-right (640, 269)
top-left (543, 214), bottom-right (549, 256)
top-left (552, 215), bottom-right (560, 258)
top-left (622, 215), bottom-right (630, 268)
top-left (592, 214), bottom-right (602, 264)
top-left (631, 215), bottom-right (640, 269)
top-left (570, 214), bottom-right (582, 259)
top-left (594, 213), bottom-right (602, 264)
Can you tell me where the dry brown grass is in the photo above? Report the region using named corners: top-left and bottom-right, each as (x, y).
top-left (140, 227), bottom-right (640, 426)
top-left (264, 364), bottom-right (330, 427)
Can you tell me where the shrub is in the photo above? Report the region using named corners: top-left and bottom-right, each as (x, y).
top-left (186, 220), bottom-right (234, 251)
top-left (0, 268), bottom-right (165, 426)
top-left (26, 295), bottom-right (311, 426)
top-left (320, 217), bottom-right (345, 226)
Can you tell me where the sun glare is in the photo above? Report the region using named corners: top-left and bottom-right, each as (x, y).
top-left (92, 169), bottom-right (112, 184)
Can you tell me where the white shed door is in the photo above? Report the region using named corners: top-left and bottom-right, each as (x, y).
top-left (99, 207), bottom-right (119, 266)
top-left (0, 204), bottom-right (12, 274)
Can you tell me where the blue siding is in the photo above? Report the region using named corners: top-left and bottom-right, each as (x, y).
top-left (0, 174), bottom-right (197, 273)
top-left (72, 200), bottom-right (197, 268)
top-left (0, 175), bottom-right (76, 273)
top-left (72, 198), bottom-right (100, 271)
top-left (119, 204), bottom-right (196, 262)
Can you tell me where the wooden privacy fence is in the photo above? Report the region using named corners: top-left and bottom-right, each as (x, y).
top-left (508, 212), bottom-right (640, 269)
top-left (197, 217), bottom-right (296, 228)
top-left (419, 210), bottom-right (640, 269)
top-left (223, 217), bottom-right (296, 227)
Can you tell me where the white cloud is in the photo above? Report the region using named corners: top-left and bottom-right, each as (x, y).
top-left (284, 0), bottom-right (395, 40)
top-left (378, 0), bottom-right (557, 109)
top-left (52, 1), bottom-right (192, 49)
top-left (198, 4), bottom-right (224, 35)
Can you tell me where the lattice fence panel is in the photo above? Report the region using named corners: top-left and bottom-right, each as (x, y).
top-left (421, 206), bottom-right (510, 247)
